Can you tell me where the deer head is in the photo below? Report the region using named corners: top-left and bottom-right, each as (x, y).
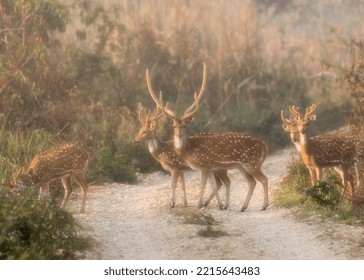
top-left (134, 98), bottom-right (164, 144)
top-left (289, 104), bottom-right (317, 134)
top-left (8, 168), bottom-right (23, 189)
top-left (281, 109), bottom-right (299, 143)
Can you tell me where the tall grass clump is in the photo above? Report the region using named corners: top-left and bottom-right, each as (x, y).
top-left (274, 160), bottom-right (363, 225)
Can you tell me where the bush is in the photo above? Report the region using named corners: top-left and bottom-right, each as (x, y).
top-left (301, 177), bottom-right (343, 208)
top-left (0, 187), bottom-right (91, 260)
top-left (274, 160), bottom-right (363, 225)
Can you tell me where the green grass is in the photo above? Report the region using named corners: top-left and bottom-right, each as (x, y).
top-left (274, 160), bottom-right (364, 226)
top-left (197, 226), bottom-right (228, 238)
top-left (0, 187), bottom-right (92, 259)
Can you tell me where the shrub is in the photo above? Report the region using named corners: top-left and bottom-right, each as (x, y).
top-left (0, 187), bottom-right (91, 260)
top-left (301, 177), bottom-right (343, 208)
top-left (274, 160), bottom-right (363, 225)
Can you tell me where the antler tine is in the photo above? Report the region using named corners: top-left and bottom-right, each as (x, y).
top-left (137, 103), bottom-right (145, 123)
top-left (150, 91), bottom-right (166, 120)
top-left (146, 69), bottom-right (161, 106)
top-left (280, 110), bottom-right (292, 125)
top-left (197, 62), bottom-right (207, 101)
top-left (137, 107), bottom-right (143, 123)
top-left (182, 63), bottom-right (207, 119)
top-left (305, 104), bottom-right (317, 117)
top-left (145, 110), bottom-right (152, 123)
top-left (289, 105), bottom-right (302, 119)
top-left (146, 68), bottom-right (176, 118)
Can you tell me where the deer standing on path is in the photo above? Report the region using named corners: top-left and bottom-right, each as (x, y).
top-left (146, 63), bottom-right (269, 211)
top-left (134, 103), bottom-right (231, 208)
top-left (11, 143), bottom-right (89, 213)
top-left (281, 105), bottom-right (356, 196)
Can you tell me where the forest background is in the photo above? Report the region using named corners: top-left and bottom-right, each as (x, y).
top-left (1, 0), bottom-right (364, 185)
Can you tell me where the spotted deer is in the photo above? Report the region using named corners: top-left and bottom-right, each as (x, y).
top-left (134, 102), bottom-right (231, 208)
top-left (11, 143), bottom-right (89, 212)
top-left (146, 63), bottom-right (269, 211)
top-left (282, 105), bottom-right (356, 196)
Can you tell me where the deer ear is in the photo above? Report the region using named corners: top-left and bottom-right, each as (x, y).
top-left (165, 116), bottom-right (175, 126)
top-left (149, 121), bottom-right (156, 129)
top-left (308, 114), bottom-right (316, 123)
top-left (282, 124), bottom-right (290, 132)
top-left (182, 115), bottom-right (194, 125)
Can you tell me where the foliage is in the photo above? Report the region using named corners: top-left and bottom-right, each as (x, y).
top-left (197, 226), bottom-right (228, 239)
top-left (274, 160), bottom-right (363, 225)
top-left (0, 0), bottom-right (357, 184)
top-left (342, 40), bottom-right (364, 136)
top-left (0, 128), bottom-right (57, 186)
top-left (0, 187), bottom-right (91, 259)
top-left (274, 160), bottom-right (310, 208)
top-left (301, 176), bottom-right (343, 208)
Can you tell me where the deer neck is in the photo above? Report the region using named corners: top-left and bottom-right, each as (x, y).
top-left (290, 132), bottom-right (301, 152)
top-left (292, 140), bottom-right (301, 152)
top-left (147, 132), bottom-right (160, 156)
top-left (299, 130), bottom-right (313, 156)
top-left (173, 127), bottom-right (188, 158)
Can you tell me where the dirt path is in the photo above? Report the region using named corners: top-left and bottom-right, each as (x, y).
top-left (74, 148), bottom-right (364, 259)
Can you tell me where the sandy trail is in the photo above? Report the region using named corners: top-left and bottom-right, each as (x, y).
top-left (73, 148), bottom-right (364, 259)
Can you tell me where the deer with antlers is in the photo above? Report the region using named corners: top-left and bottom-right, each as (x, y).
top-left (281, 105), bottom-right (356, 196)
top-left (11, 143), bottom-right (89, 212)
top-left (146, 63), bottom-right (269, 211)
top-left (134, 101), bottom-right (232, 208)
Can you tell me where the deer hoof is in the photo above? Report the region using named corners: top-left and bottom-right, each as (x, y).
top-left (240, 206), bottom-right (247, 212)
top-left (261, 204), bottom-right (268, 211)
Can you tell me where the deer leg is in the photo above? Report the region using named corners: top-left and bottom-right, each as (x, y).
top-left (197, 170), bottom-right (209, 209)
top-left (254, 169), bottom-right (269, 211)
top-left (341, 165), bottom-right (354, 197)
top-left (308, 168), bottom-right (317, 186)
top-left (179, 172), bottom-right (188, 206)
top-left (333, 166), bottom-right (346, 195)
top-left (198, 170), bottom-right (223, 210)
top-left (315, 167), bottom-right (323, 182)
top-left (61, 176), bottom-right (72, 209)
top-left (38, 182), bottom-right (50, 207)
top-left (220, 171), bottom-right (231, 210)
top-left (204, 172), bottom-right (223, 208)
top-left (74, 173), bottom-right (88, 213)
top-left (170, 170), bottom-right (179, 208)
top-left (239, 167), bottom-right (256, 212)
top-left (357, 162), bottom-right (364, 194)
top-left (207, 172), bottom-right (224, 210)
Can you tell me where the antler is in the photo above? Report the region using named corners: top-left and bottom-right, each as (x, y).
top-left (146, 69), bottom-right (176, 119)
top-left (137, 93), bottom-right (165, 125)
top-left (181, 63), bottom-right (207, 121)
top-left (281, 110), bottom-right (294, 125)
top-left (305, 104), bottom-right (317, 118)
top-left (289, 105), bottom-right (302, 119)
top-left (146, 63), bottom-right (207, 121)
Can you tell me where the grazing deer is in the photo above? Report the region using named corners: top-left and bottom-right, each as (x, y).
top-left (146, 63), bottom-right (269, 211)
top-left (134, 103), bottom-right (232, 208)
top-left (282, 105), bottom-right (356, 196)
top-left (11, 143), bottom-right (89, 213)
